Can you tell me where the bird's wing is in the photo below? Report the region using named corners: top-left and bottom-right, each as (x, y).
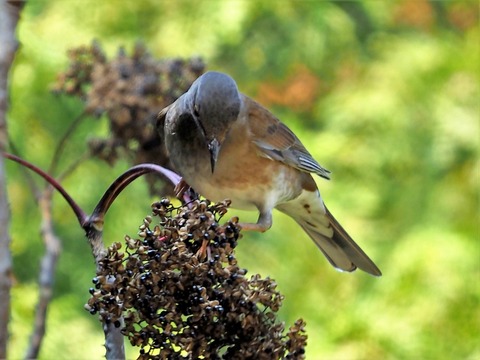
top-left (244, 95), bottom-right (331, 179)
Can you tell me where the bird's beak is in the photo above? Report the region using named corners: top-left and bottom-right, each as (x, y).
top-left (207, 138), bottom-right (220, 173)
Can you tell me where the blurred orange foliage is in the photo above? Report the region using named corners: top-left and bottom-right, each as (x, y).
top-left (257, 65), bottom-right (320, 111)
top-left (393, 0), bottom-right (434, 31)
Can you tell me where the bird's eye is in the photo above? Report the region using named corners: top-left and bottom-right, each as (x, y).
top-left (193, 105), bottom-right (200, 118)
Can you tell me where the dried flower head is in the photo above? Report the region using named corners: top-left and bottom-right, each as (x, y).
top-left (86, 199), bottom-right (307, 359)
top-left (53, 41), bottom-right (205, 195)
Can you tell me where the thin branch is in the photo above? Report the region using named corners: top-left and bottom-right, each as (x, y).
top-left (4, 152), bottom-right (85, 358)
top-left (24, 192), bottom-right (61, 359)
top-left (12, 116), bottom-right (90, 359)
top-left (10, 133), bottom-right (90, 358)
top-left (56, 150), bottom-right (90, 183)
top-left (3, 151), bottom-right (78, 358)
top-left (7, 145), bottom-right (87, 359)
top-left (47, 111), bottom-right (88, 176)
top-left (5, 150), bottom-right (94, 359)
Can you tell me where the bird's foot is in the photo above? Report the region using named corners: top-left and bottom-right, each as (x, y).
top-left (238, 211), bottom-right (272, 232)
top-left (174, 178), bottom-right (199, 203)
top-left (237, 222), bottom-right (270, 232)
top-left (174, 179), bottom-right (189, 199)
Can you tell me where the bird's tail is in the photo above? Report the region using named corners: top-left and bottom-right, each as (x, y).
top-left (276, 190), bottom-right (382, 276)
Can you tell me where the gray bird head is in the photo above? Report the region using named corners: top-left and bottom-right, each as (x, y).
top-left (185, 71), bottom-right (241, 172)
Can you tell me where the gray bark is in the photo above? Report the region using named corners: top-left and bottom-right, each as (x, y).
top-left (0, 1), bottom-right (24, 358)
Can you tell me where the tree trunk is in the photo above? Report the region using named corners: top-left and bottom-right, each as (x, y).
top-left (0, 1), bottom-right (25, 358)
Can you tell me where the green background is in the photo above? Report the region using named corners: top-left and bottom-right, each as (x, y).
top-left (5, 1), bottom-right (479, 359)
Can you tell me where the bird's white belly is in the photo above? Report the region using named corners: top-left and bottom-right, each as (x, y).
top-left (185, 164), bottom-right (303, 213)
top-left (197, 183), bottom-right (260, 210)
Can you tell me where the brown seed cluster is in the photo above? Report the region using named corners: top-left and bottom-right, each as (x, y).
top-left (53, 41), bottom-right (205, 195)
top-left (86, 199), bottom-right (307, 359)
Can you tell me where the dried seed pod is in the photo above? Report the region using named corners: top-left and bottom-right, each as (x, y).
top-left (54, 42), bottom-right (206, 195)
top-left (86, 197), bottom-right (307, 359)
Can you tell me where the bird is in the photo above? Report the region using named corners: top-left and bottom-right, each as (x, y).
top-left (157, 71), bottom-right (381, 276)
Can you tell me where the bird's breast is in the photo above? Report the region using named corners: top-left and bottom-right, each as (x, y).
top-left (183, 145), bottom-right (304, 212)
top-left (167, 116), bottom-right (307, 212)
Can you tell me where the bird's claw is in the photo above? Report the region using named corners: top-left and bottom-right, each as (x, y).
top-left (174, 178), bottom-right (199, 203)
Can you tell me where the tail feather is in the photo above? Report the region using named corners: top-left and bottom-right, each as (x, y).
top-left (324, 206), bottom-right (381, 276)
top-left (298, 222), bottom-right (358, 272)
top-left (277, 190), bottom-right (382, 276)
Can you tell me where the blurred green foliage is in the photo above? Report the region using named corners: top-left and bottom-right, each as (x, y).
top-left (6, 1), bottom-right (478, 359)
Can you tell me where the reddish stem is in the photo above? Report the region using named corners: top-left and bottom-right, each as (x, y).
top-left (2, 152), bottom-right (88, 226)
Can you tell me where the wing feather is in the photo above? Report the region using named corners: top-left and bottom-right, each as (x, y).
top-left (244, 95), bottom-right (331, 179)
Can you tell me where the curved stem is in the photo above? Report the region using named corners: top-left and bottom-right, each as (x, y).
top-left (2, 152), bottom-right (88, 226)
top-left (7, 141), bottom-right (41, 200)
top-left (90, 163), bottom-right (181, 223)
